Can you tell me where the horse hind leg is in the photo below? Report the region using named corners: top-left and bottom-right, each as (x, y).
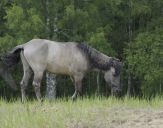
top-left (20, 68), bottom-right (32, 102)
top-left (33, 71), bottom-right (43, 102)
top-left (20, 52), bottom-right (32, 102)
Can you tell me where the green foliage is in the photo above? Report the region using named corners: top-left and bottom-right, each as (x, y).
top-left (0, 0), bottom-right (8, 37)
top-left (88, 29), bottom-right (116, 56)
top-left (0, 0), bottom-right (163, 98)
top-left (0, 34), bottom-right (15, 53)
top-left (58, 4), bottom-right (90, 41)
top-left (125, 29), bottom-right (163, 96)
top-left (5, 5), bottom-right (45, 42)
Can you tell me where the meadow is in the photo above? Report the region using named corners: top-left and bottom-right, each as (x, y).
top-left (0, 97), bottom-right (163, 128)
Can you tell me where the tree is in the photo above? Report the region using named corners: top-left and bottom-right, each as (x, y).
top-left (125, 28), bottom-right (163, 96)
top-left (46, 72), bottom-right (57, 101)
top-left (0, 0), bottom-right (163, 98)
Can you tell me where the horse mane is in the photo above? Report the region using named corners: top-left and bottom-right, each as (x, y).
top-left (77, 43), bottom-right (122, 76)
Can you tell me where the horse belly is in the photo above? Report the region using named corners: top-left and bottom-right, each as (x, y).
top-left (46, 63), bottom-right (72, 75)
top-left (46, 50), bottom-right (72, 74)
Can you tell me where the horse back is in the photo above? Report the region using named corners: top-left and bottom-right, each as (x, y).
top-left (23, 39), bottom-right (89, 75)
top-left (47, 41), bottom-right (89, 75)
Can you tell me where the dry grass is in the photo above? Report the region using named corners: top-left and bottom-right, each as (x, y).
top-left (0, 97), bottom-right (163, 128)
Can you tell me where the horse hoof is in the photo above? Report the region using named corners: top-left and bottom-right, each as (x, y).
top-left (71, 97), bottom-right (77, 102)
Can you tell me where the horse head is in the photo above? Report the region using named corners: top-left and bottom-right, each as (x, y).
top-left (104, 59), bottom-right (122, 96)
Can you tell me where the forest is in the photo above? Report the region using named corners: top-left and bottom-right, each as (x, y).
top-left (0, 0), bottom-right (162, 99)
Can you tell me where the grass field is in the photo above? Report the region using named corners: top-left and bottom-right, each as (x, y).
top-left (0, 97), bottom-right (163, 128)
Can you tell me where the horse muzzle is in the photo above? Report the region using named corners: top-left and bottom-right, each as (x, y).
top-left (111, 85), bottom-right (122, 97)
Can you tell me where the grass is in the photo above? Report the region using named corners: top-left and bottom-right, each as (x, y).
top-left (0, 96), bottom-right (163, 128)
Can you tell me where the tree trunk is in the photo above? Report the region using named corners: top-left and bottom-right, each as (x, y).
top-left (45, 0), bottom-right (57, 101)
top-left (127, 73), bottom-right (131, 96)
top-left (46, 72), bottom-right (57, 101)
top-left (127, 0), bottom-right (133, 97)
top-left (96, 72), bottom-right (100, 96)
top-left (160, 78), bottom-right (162, 94)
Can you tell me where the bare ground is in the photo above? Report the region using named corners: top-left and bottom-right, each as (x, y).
top-left (66, 106), bottom-right (163, 128)
top-left (1, 99), bottom-right (163, 128)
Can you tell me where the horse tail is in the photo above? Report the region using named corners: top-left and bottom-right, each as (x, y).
top-left (2, 45), bottom-right (24, 70)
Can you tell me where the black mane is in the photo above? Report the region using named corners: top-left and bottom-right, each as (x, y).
top-left (77, 43), bottom-right (122, 76)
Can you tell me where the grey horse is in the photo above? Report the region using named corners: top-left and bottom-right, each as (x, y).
top-left (0, 57), bottom-right (17, 90)
top-left (4, 39), bottom-right (122, 101)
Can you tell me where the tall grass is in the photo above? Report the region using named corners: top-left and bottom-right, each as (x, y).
top-left (0, 96), bottom-right (163, 128)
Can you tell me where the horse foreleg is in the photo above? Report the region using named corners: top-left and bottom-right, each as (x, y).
top-left (20, 82), bottom-right (27, 103)
top-left (72, 90), bottom-right (77, 101)
top-left (33, 72), bottom-right (43, 102)
top-left (72, 74), bottom-right (83, 101)
top-left (33, 82), bottom-right (42, 101)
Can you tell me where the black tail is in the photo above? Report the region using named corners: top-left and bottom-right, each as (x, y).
top-left (2, 45), bottom-right (23, 70)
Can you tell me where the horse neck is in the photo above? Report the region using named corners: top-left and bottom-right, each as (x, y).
top-left (89, 52), bottom-right (113, 71)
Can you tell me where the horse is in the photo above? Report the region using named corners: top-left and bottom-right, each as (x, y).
top-left (0, 57), bottom-right (17, 91)
top-left (3, 39), bottom-right (122, 101)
